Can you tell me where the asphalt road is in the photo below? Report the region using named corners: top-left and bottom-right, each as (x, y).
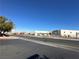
top-left (21, 36), bottom-right (79, 47)
top-left (0, 39), bottom-right (79, 59)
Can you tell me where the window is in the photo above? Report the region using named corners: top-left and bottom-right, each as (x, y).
top-left (70, 32), bottom-right (72, 33)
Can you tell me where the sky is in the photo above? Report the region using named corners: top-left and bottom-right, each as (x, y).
top-left (0, 0), bottom-right (79, 32)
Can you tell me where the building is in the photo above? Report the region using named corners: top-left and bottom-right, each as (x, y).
top-left (34, 31), bottom-right (50, 36)
top-left (52, 30), bottom-right (79, 38)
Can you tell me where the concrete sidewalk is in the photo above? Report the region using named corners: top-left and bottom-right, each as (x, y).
top-left (0, 36), bottom-right (18, 40)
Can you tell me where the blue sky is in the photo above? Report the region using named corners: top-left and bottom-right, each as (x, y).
top-left (0, 0), bottom-right (79, 32)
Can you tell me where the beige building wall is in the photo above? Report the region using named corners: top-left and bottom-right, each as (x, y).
top-left (35, 31), bottom-right (50, 36)
top-left (60, 30), bottom-right (79, 38)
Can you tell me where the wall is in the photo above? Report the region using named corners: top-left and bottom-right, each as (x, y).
top-left (34, 31), bottom-right (50, 36)
top-left (60, 30), bottom-right (79, 38)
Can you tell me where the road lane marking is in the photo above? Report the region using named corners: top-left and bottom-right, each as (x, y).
top-left (19, 37), bottom-right (79, 53)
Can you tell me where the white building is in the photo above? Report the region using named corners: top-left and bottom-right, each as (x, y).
top-left (52, 30), bottom-right (79, 38)
top-left (34, 31), bottom-right (50, 36)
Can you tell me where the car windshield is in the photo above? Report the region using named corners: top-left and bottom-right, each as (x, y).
top-left (0, 0), bottom-right (79, 59)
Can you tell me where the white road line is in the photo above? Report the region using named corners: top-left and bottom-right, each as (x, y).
top-left (19, 37), bottom-right (79, 53)
top-left (0, 37), bottom-right (79, 52)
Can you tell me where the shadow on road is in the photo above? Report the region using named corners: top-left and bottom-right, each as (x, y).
top-left (27, 54), bottom-right (49, 59)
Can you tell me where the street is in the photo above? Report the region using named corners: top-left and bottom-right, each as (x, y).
top-left (22, 36), bottom-right (79, 47)
top-left (0, 39), bottom-right (79, 59)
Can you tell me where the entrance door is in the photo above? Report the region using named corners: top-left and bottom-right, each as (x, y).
top-left (76, 32), bottom-right (79, 38)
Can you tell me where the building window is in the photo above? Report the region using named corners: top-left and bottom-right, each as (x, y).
top-left (68, 35), bottom-right (71, 38)
top-left (64, 32), bottom-right (65, 33)
top-left (70, 32), bottom-right (72, 33)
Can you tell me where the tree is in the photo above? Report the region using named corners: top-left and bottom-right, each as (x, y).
top-left (0, 16), bottom-right (14, 36)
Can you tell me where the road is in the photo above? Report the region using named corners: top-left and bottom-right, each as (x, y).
top-left (20, 36), bottom-right (79, 47)
top-left (0, 39), bottom-right (79, 59)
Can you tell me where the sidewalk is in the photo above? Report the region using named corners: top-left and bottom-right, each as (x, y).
top-left (0, 36), bottom-right (18, 40)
